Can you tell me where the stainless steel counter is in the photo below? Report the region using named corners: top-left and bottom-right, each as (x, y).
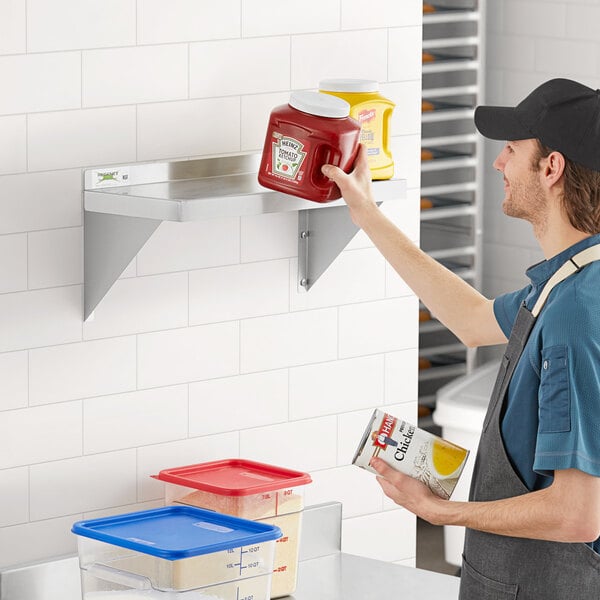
top-left (0, 503), bottom-right (459, 600)
top-left (293, 502), bottom-right (459, 599)
top-left (294, 553), bottom-right (459, 599)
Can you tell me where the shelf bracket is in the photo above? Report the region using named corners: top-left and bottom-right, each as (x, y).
top-left (84, 211), bottom-right (160, 320)
top-left (298, 203), bottom-right (380, 292)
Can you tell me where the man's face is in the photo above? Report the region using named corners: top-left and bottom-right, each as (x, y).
top-left (493, 138), bottom-right (548, 229)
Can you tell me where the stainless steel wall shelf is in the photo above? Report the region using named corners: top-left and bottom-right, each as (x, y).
top-left (83, 153), bottom-right (406, 320)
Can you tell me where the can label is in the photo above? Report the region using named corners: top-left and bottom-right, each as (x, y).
top-left (270, 133), bottom-right (308, 182)
top-left (352, 409), bottom-right (469, 499)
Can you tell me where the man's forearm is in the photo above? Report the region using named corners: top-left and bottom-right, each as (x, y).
top-left (428, 482), bottom-right (597, 544)
top-left (431, 492), bottom-right (565, 541)
top-left (353, 204), bottom-right (502, 347)
top-left (320, 146), bottom-right (506, 347)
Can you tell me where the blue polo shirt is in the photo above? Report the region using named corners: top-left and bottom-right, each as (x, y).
top-left (493, 234), bottom-right (600, 552)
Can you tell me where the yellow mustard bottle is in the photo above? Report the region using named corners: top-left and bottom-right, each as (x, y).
top-left (319, 78), bottom-right (395, 180)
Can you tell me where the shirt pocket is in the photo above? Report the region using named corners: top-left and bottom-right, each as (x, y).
top-left (539, 345), bottom-right (571, 433)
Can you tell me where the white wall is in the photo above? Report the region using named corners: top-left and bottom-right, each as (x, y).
top-left (0, 1), bottom-right (423, 569)
top-left (482, 0), bottom-right (600, 298)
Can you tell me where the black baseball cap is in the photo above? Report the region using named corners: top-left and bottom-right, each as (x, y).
top-left (474, 78), bottom-right (600, 172)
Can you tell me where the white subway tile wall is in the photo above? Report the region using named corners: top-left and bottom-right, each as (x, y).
top-left (137, 0), bottom-right (239, 45)
top-left (0, 467), bottom-right (29, 527)
top-left (482, 1), bottom-right (600, 299)
top-left (29, 337), bottom-right (136, 405)
top-left (83, 45), bottom-right (189, 108)
top-left (82, 272), bottom-right (189, 340)
top-left (0, 1), bottom-right (422, 568)
top-left (137, 322), bottom-right (240, 389)
top-left (240, 211), bottom-right (298, 262)
top-left (0, 233), bottom-right (27, 293)
top-left (189, 370), bottom-right (289, 436)
top-left (240, 416), bottom-right (339, 472)
top-left (305, 465), bottom-right (384, 518)
top-left (137, 220), bottom-right (241, 275)
top-left (241, 0), bottom-right (340, 37)
top-left (0, 115), bottom-right (27, 175)
top-left (0, 170), bottom-right (81, 235)
top-left (27, 0), bottom-right (136, 52)
top-left (0, 52), bottom-right (81, 115)
top-left (28, 228), bottom-right (83, 289)
top-left (190, 37), bottom-right (291, 98)
top-left (289, 355), bottom-right (385, 420)
top-left (189, 259), bottom-right (290, 324)
top-left (28, 106), bottom-right (137, 171)
top-left (291, 30), bottom-right (390, 90)
top-left (0, 286), bottom-right (82, 353)
top-left (83, 386), bottom-right (189, 454)
top-left (0, 402), bottom-right (82, 469)
top-left (29, 450), bottom-right (138, 521)
top-left (0, 1), bottom-right (26, 56)
top-left (0, 351), bottom-right (28, 411)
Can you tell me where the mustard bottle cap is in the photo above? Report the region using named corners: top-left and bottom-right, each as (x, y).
top-left (319, 78), bottom-right (380, 93)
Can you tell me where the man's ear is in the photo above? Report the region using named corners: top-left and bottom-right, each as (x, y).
top-left (543, 151), bottom-right (566, 189)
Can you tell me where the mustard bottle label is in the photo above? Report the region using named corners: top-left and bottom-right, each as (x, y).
top-left (358, 108), bottom-right (378, 152)
top-left (271, 133), bottom-right (308, 181)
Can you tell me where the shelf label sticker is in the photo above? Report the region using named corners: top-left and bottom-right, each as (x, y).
top-left (91, 167), bottom-right (130, 188)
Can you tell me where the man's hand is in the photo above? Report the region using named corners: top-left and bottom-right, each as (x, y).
top-left (321, 144), bottom-right (378, 225)
top-left (370, 456), bottom-right (444, 523)
top-left (372, 456), bottom-right (600, 543)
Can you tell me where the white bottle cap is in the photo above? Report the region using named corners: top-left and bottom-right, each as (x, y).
top-left (289, 91), bottom-right (350, 118)
top-left (319, 78), bottom-right (380, 93)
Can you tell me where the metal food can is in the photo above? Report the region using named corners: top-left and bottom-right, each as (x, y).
top-left (352, 408), bottom-right (470, 500)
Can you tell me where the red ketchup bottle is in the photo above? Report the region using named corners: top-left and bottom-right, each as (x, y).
top-left (258, 91), bottom-right (361, 202)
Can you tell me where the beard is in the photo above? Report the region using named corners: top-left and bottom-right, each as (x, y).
top-left (502, 174), bottom-right (549, 236)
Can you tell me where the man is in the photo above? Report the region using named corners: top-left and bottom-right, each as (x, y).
top-left (322, 78), bottom-right (600, 599)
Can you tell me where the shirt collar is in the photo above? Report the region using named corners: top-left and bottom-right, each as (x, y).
top-left (525, 233), bottom-right (600, 287)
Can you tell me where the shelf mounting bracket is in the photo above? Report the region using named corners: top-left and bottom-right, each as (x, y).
top-left (84, 211), bottom-right (160, 320)
top-left (297, 202), bottom-right (381, 292)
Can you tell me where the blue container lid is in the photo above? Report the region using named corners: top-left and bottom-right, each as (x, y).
top-left (71, 506), bottom-right (282, 561)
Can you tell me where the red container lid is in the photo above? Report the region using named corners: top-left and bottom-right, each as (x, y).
top-left (153, 459), bottom-right (312, 497)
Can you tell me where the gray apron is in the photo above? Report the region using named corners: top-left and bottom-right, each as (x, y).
top-left (459, 245), bottom-right (600, 600)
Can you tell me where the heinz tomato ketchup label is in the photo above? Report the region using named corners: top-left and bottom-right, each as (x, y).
top-left (270, 133), bottom-right (309, 183)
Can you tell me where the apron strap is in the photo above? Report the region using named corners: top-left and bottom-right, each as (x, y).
top-left (531, 244), bottom-right (600, 317)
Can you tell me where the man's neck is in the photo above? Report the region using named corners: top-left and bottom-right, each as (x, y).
top-left (537, 224), bottom-right (591, 259)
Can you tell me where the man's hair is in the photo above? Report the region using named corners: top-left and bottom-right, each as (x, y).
top-left (533, 140), bottom-right (600, 234)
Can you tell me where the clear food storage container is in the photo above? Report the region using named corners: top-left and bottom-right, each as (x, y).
top-left (72, 505), bottom-right (281, 600)
top-left (152, 459), bottom-right (312, 598)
